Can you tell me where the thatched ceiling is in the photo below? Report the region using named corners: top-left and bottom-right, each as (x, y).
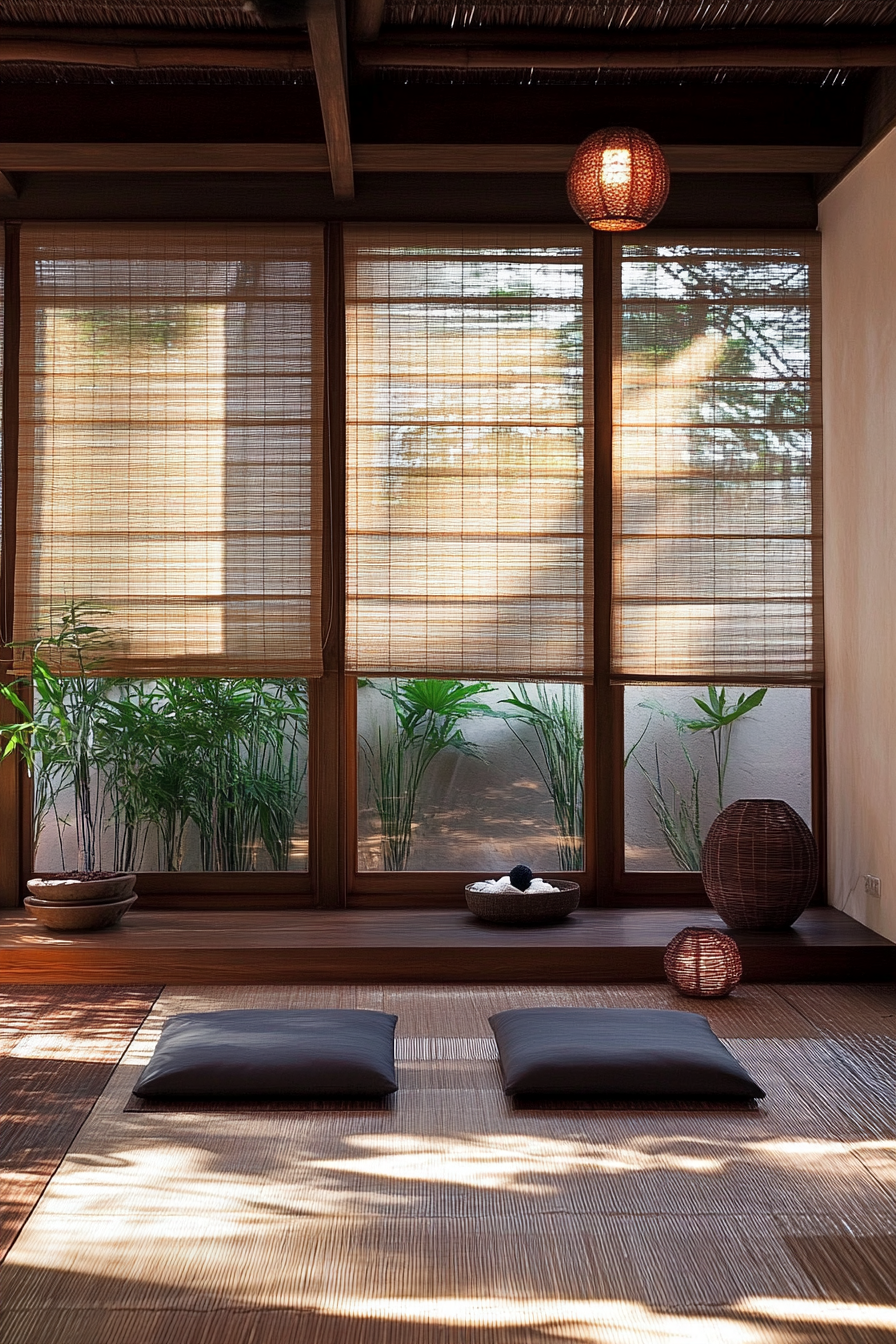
top-left (1, 0), bottom-right (896, 28)
top-left (385, 2), bottom-right (896, 28)
top-left (0, 0), bottom-right (891, 86)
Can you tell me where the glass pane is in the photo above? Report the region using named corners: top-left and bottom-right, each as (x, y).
top-left (624, 685), bottom-right (811, 872)
top-left (345, 229), bottom-right (591, 682)
top-left (357, 678), bottom-right (584, 873)
top-left (614, 239), bottom-right (820, 685)
top-left (31, 675), bottom-right (309, 873)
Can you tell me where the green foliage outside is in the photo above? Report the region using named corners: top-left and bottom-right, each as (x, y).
top-left (501, 684), bottom-right (584, 870)
top-left (72, 304), bottom-right (199, 355)
top-left (0, 602), bottom-right (309, 874)
top-left (359, 679), bottom-right (496, 871)
top-left (625, 685), bottom-right (767, 872)
top-left (622, 250), bottom-right (812, 479)
top-left (360, 678), bottom-right (586, 873)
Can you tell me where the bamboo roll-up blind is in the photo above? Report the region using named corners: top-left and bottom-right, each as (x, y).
top-left (14, 225), bottom-right (324, 676)
top-left (612, 232), bottom-right (822, 685)
top-left (345, 227), bottom-right (593, 681)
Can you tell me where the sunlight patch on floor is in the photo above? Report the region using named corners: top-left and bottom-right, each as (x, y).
top-left (325, 1132), bottom-right (724, 1188)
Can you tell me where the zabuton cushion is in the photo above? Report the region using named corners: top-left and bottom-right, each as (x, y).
top-left (132, 1009), bottom-right (399, 1099)
top-left (488, 1008), bottom-right (764, 1099)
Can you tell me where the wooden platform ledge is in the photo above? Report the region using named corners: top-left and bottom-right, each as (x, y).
top-left (1, 906), bottom-right (892, 985)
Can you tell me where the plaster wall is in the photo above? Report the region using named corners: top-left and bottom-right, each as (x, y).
top-left (820, 129), bottom-right (896, 939)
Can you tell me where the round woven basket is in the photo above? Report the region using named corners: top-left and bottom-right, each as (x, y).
top-left (464, 881), bottom-right (580, 925)
top-left (664, 926), bottom-right (743, 998)
top-left (701, 798), bottom-right (818, 930)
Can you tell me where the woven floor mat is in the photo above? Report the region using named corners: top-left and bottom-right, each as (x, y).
top-left (7, 982), bottom-right (896, 1344)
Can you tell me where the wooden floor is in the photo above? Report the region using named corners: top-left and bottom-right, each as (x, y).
top-left (2, 905), bottom-right (893, 983)
top-left (4, 979), bottom-right (896, 1343)
top-left (0, 985), bottom-right (161, 1259)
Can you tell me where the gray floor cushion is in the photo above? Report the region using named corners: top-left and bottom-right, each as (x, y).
top-left (132, 1009), bottom-right (399, 1099)
top-left (489, 1007), bottom-right (764, 1099)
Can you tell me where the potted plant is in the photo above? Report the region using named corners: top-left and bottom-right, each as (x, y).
top-left (0, 602), bottom-right (137, 930)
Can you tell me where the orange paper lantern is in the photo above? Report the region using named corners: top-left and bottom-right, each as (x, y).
top-left (566, 126), bottom-right (670, 232)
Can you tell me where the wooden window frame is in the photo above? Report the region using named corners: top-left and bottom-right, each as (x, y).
top-left (0, 221), bottom-right (826, 911)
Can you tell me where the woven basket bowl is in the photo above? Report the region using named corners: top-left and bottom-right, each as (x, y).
top-left (664, 926), bottom-right (743, 998)
top-left (701, 798), bottom-right (818, 930)
top-left (464, 881), bottom-right (580, 925)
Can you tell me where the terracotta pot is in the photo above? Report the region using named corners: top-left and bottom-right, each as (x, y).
top-left (24, 893), bottom-right (137, 932)
top-left (26, 873), bottom-right (136, 904)
top-left (701, 799), bottom-right (818, 930)
top-left (464, 880), bottom-right (580, 925)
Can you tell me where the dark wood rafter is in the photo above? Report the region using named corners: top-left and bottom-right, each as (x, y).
top-left (307, 0), bottom-right (355, 200)
top-left (351, 0), bottom-right (386, 42)
top-left (0, 38), bottom-right (313, 69)
top-left (0, 23), bottom-right (893, 69)
top-left (358, 25), bottom-right (896, 69)
top-left (0, 144), bottom-right (858, 175)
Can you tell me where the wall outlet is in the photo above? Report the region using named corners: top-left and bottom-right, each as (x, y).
top-left (865, 874), bottom-right (882, 898)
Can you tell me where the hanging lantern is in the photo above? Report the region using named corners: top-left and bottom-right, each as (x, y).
top-left (566, 127), bottom-right (670, 232)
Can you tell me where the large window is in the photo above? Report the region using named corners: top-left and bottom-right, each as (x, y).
top-left (612, 234), bottom-right (822, 685)
top-left (612, 233), bottom-right (821, 884)
top-left (0, 223), bottom-right (821, 902)
top-left (344, 228), bottom-right (592, 878)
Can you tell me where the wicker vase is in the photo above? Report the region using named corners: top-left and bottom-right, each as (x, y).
top-left (664, 926), bottom-right (742, 998)
top-left (701, 798), bottom-right (818, 930)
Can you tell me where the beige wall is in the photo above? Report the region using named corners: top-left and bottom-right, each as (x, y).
top-left (820, 128), bottom-right (896, 940)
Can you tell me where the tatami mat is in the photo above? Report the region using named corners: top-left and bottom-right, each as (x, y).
top-left (4, 981), bottom-right (896, 1343)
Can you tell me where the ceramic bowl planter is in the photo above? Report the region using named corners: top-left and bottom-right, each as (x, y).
top-left (24, 893), bottom-right (138, 932)
top-left (24, 872), bottom-right (138, 932)
top-left (26, 872), bottom-right (137, 903)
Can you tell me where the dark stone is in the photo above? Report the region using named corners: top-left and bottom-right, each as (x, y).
top-left (508, 864), bottom-right (533, 892)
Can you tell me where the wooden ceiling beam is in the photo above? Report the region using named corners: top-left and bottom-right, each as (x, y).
top-left (368, 23), bottom-right (896, 50)
top-left (0, 39), bottom-right (313, 69)
top-left (351, 0), bottom-right (386, 42)
top-left (358, 32), bottom-right (896, 70)
top-left (0, 24), bottom-right (892, 71)
top-left (306, 0), bottom-right (354, 200)
top-left (0, 143), bottom-right (858, 174)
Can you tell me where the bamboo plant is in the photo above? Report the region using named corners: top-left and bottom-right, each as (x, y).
top-left (501, 683), bottom-right (585, 869)
top-left (359, 679), bottom-right (495, 871)
top-left (0, 603), bottom-right (310, 873)
top-left (625, 685), bottom-right (768, 870)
